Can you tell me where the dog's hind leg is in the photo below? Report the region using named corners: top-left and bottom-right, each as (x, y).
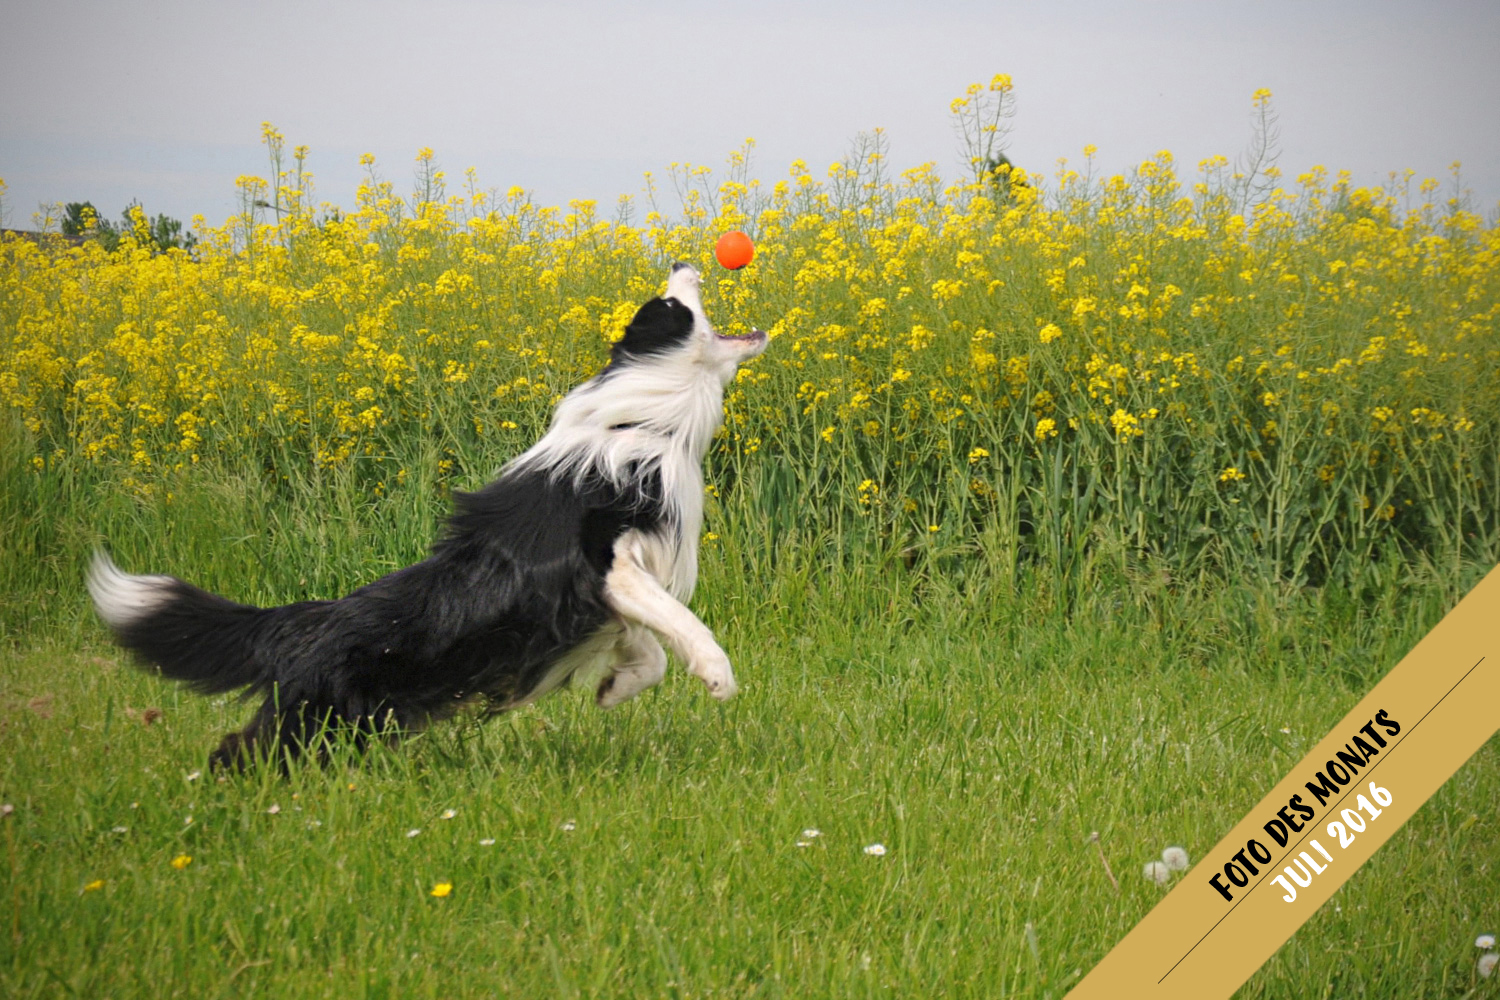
top-left (209, 698), bottom-right (278, 773)
top-left (596, 625), bottom-right (668, 709)
top-left (207, 690), bottom-right (342, 773)
top-left (603, 539), bottom-right (737, 701)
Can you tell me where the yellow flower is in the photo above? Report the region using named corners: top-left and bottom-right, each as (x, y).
top-left (170, 854), bottom-right (192, 870)
top-left (1035, 417), bottom-right (1058, 439)
top-left (967, 447), bottom-right (990, 464)
top-left (1038, 323), bottom-right (1062, 344)
top-left (83, 879), bottom-right (105, 892)
top-left (430, 881), bottom-right (453, 898)
top-left (1219, 467), bottom-right (1246, 483)
top-left (1108, 409), bottom-right (1143, 439)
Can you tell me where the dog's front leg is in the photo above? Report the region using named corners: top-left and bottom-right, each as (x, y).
top-left (596, 625), bottom-right (668, 709)
top-left (602, 546), bottom-right (737, 701)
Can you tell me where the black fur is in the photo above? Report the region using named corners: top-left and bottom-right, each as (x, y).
top-left (114, 459), bottom-right (665, 770)
top-left (604, 295), bottom-right (695, 370)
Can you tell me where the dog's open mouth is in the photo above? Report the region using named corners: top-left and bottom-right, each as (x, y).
top-left (716, 328), bottom-right (768, 342)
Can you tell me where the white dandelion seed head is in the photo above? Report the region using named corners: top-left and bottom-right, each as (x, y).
top-left (560, 820), bottom-right (576, 832)
top-left (479, 838), bottom-right (496, 846)
top-left (266, 803), bottom-right (281, 815)
top-left (802, 828), bottom-right (822, 839)
top-left (1162, 846), bottom-right (1190, 871)
top-left (406, 828), bottom-right (421, 838)
top-left (1143, 860), bottom-right (1171, 885)
top-left (864, 843), bottom-right (887, 856)
top-left (1479, 952), bottom-right (1498, 979)
top-left (0, 803), bottom-right (12, 818)
top-left (183, 815), bottom-right (193, 826)
top-left (1478, 934), bottom-right (1496, 950)
top-left (440, 809), bottom-right (457, 820)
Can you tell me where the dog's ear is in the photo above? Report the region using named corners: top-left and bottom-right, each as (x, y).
top-left (609, 296), bottom-right (695, 367)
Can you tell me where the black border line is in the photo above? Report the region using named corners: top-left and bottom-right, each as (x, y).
top-left (1157, 654), bottom-right (1487, 984)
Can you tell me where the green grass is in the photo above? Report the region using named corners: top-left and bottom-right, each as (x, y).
top-left (2, 538), bottom-right (1496, 997)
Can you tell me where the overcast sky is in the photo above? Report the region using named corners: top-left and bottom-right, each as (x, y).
top-left (3, 0), bottom-right (1498, 229)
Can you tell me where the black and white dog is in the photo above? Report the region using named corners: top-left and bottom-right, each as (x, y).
top-left (88, 263), bottom-right (768, 769)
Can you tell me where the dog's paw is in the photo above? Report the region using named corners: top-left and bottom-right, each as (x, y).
top-left (706, 674), bottom-right (738, 701)
top-left (208, 731), bottom-right (249, 773)
top-left (691, 649), bottom-right (738, 701)
top-left (597, 639), bottom-right (669, 709)
top-left (596, 673), bottom-right (632, 710)
top-left (596, 667), bottom-right (666, 709)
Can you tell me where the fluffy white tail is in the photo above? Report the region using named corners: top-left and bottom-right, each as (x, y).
top-left (86, 551), bottom-right (175, 628)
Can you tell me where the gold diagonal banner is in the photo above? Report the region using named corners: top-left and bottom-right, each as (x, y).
top-left (1068, 564), bottom-right (1500, 999)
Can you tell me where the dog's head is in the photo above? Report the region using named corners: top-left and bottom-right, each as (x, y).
top-left (609, 263), bottom-right (767, 383)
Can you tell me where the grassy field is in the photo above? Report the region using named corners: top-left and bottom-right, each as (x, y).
top-left (3, 557), bottom-right (1498, 998)
top-left (2, 554), bottom-right (1500, 1000)
top-left (3, 89), bottom-right (1499, 996)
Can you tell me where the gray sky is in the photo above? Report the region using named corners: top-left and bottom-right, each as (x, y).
top-left (3, 0), bottom-right (1498, 229)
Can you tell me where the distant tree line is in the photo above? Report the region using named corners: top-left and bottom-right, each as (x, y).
top-left (60, 201), bottom-right (197, 252)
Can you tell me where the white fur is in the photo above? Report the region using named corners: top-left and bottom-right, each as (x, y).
top-left (602, 530), bottom-right (737, 700)
top-left (513, 264), bottom-right (765, 702)
top-left (509, 266), bottom-right (760, 603)
top-left (596, 625), bottom-right (669, 709)
top-left (508, 624), bottom-right (626, 710)
top-left (86, 551), bottom-right (175, 628)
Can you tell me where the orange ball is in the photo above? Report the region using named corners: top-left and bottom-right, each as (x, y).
top-left (715, 230), bottom-right (755, 270)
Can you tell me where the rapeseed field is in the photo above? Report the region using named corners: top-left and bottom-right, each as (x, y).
top-left (4, 99), bottom-right (1496, 607)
